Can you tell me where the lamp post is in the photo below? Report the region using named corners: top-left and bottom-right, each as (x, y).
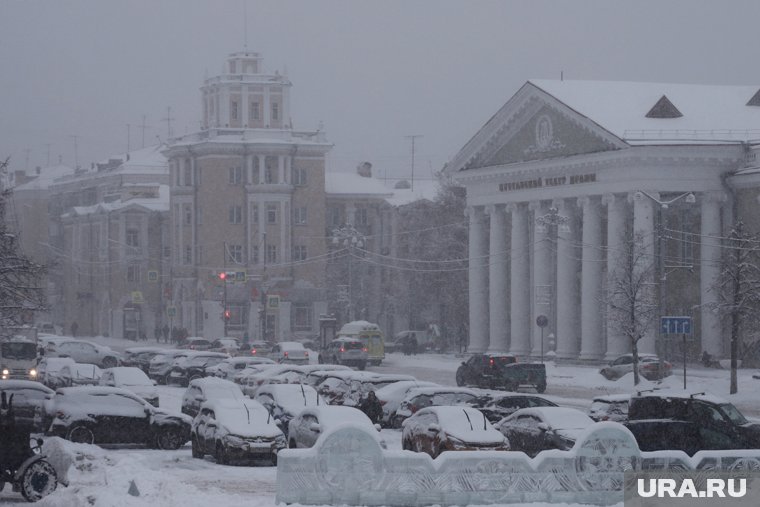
top-left (332, 224), bottom-right (366, 322)
top-left (535, 206), bottom-right (570, 354)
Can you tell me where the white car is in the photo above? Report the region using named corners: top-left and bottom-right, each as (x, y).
top-left (253, 383), bottom-right (326, 437)
top-left (208, 357), bottom-right (276, 380)
top-left (100, 366), bottom-right (159, 406)
top-left (148, 349), bottom-right (192, 384)
top-left (374, 380), bottom-right (440, 427)
top-left (181, 377), bottom-right (245, 418)
top-left (288, 405), bottom-right (385, 449)
top-left (59, 362), bottom-right (102, 387)
top-left (268, 341), bottom-right (309, 364)
top-left (36, 356), bottom-right (76, 389)
top-left (49, 339), bottom-right (121, 368)
top-left (232, 363), bottom-right (279, 386)
top-left (394, 386), bottom-right (478, 428)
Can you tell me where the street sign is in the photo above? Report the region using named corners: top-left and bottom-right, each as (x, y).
top-left (536, 315), bottom-right (549, 328)
top-left (167, 306), bottom-right (176, 317)
top-left (267, 295), bottom-right (280, 309)
top-left (131, 291), bottom-right (144, 304)
top-left (147, 270), bottom-right (158, 282)
top-left (235, 271), bottom-right (246, 282)
top-left (660, 316), bottom-right (692, 335)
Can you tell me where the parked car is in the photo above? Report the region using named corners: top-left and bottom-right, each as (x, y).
top-left (36, 357), bottom-right (76, 389)
top-left (599, 354), bottom-right (672, 381)
top-left (467, 393), bottom-right (558, 423)
top-left (456, 353), bottom-right (547, 393)
top-left (167, 351), bottom-right (229, 386)
top-left (191, 399), bottom-right (286, 465)
top-left (47, 386), bottom-right (191, 449)
top-left (232, 363), bottom-right (280, 387)
top-left (148, 349), bottom-right (192, 384)
top-left (207, 357), bottom-right (276, 380)
top-left (301, 366), bottom-right (361, 388)
top-left (178, 337), bottom-right (213, 351)
top-left (58, 363), bottom-right (102, 387)
top-left (0, 379), bottom-right (54, 431)
top-left (624, 390), bottom-right (760, 455)
top-left (316, 371), bottom-right (416, 406)
top-left (49, 340), bottom-right (121, 369)
top-left (588, 394), bottom-right (630, 422)
top-left (495, 407), bottom-right (594, 457)
top-left (99, 367), bottom-right (159, 407)
top-left (246, 341), bottom-right (273, 357)
top-left (210, 338), bottom-right (240, 355)
top-left (394, 386), bottom-right (478, 428)
top-left (181, 377), bottom-right (245, 418)
top-left (288, 405), bottom-right (385, 449)
top-left (318, 338), bottom-right (368, 370)
top-left (374, 380), bottom-right (440, 427)
top-left (122, 347), bottom-right (165, 374)
top-left (402, 406), bottom-right (509, 458)
top-left (253, 383), bottom-right (326, 437)
top-left (251, 364), bottom-right (353, 394)
top-left (269, 341), bottom-right (309, 364)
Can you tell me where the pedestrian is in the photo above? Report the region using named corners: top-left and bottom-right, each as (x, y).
top-left (154, 325), bottom-right (161, 343)
top-left (70, 321), bottom-right (78, 337)
top-left (162, 324), bottom-right (169, 343)
top-left (410, 333), bottom-right (418, 355)
top-left (358, 390), bottom-right (383, 425)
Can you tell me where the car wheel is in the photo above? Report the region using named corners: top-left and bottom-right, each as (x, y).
top-left (216, 442), bottom-right (229, 465)
top-left (102, 356), bottom-right (118, 368)
top-left (19, 459), bottom-right (57, 502)
top-left (455, 369), bottom-right (465, 387)
top-left (165, 373), bottom-right (174, 385)
top-left (156, 427), bottom-right (184, 450)
top-left (358, 362), bottom-right (366, 371)
top-left (271, 453), bottom-right (278, 466)
top-left (67, 425), bottom-right (95, 444)
top-left (191, 436), bottom-right (203, 458)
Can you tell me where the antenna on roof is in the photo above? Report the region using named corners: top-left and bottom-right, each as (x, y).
top-left (243, 0), bottom-right (248, 50)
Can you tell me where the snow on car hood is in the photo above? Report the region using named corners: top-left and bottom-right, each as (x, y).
top-left (218, 405), bottom-right (283, 438)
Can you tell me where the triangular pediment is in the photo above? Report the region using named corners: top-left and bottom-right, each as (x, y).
top-left (448, 82), bottom-right (627, 173)
top-left (646, 95), bottom-right (683, 118)
top-left (747, 89), bottom-right (760, 107)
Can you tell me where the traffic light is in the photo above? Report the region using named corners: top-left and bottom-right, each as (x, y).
top-left (219, 272), bottom-right (227, 281)
top-left (218, 271), bottom-right (236, 281)
top-left (224, 309), bottom-right (231, 319)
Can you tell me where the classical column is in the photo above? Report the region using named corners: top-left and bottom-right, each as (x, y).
top-left (530, 201), bottom-right (552, 357)
top-left (579, 196), bottom-right (604, 360)
top-left (486, 204), bottom-right (509, 353)
top-left (554, 198), bottom-right (579, 359)
top-left (508, 203), bottom-right (531, 356)
top-left (631, 191), bottom-right (657, 354)
top-left (701, 191), bottom-right (725, 357)
top-left (604, 193), bottom-right (629, 359)
top-left (467, 206), bottom-right (489, 353)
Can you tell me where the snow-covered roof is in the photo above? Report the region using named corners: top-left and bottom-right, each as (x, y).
top-left (385, 179), bottom-right (440, 207)
top-left (325, 172), bottom-right (394, 198)
top-left (530, 79), bottom-right (760, 144)
top-left (65, 184), bottom-right (170, 217)
top-left (97, 144), bottom-right (168, 173)
top-left (13, 164), bottom-right (76, 191)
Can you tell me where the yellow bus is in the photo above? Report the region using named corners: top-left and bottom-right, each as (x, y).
top-left (337, 321), bottom-right (384, 366)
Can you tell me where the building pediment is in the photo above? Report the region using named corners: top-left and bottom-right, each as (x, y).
top-left (447, 82), bottom-right (628, 173)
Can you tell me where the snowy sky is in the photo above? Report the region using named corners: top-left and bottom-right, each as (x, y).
top-left (1, 0), bottom-right (759, 180)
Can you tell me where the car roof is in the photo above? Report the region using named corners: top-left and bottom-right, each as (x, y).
top-left (592, 394), bottom-right (631, 403)
top-left (632, 389), bottom-right (728, 404)
top-left (300, 405), bottom-right (373, 425)
top-left (0, 379), bottom-right (54, 393)
top-left (405, 386), bottom-right (477, 397)
top-left (188, 377), bottom-right (241, 389)
top-left (56, 386), bottom-right (135, 396)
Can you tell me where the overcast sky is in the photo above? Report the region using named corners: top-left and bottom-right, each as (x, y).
top-left (2, 0), bottom-right (759, 181)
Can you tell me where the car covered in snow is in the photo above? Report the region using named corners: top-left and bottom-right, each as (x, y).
top-left (245, 341), bottom-right (273, 357)
top-left (374, 380), bottom-right (440, 427)
top-left (58, 362), bottom-right (102, 387)
top-left (181, 377), bottom-right (245, 418)
top-left (402, 406), bottom-right (508, 458)
top-left (588, 394), bottom-right (630, 422)
top-left (122, 347), bottom-right (166, 374)
top-left (179, 337), bottom-right (213, 351)
top-left (209, 337), bottom-right (240, 355)
top-left (47, 386), bottom-right (191, 449)
top-left (287, 405), bottom-right (385, 449)
top-left (48, 339), bottom-right (122, 369)
top-left (148, 349), bottom-right (192, 384)
top-left (167, 351), bottom-right (229, 386)
top-left (99, 367), bottom-right (159, 407)
top-left (0, 379), bottom-right (54, 431)
top-left (253, 383), bottom-right (326, 437)
top-left (36, 356), bottom-right (76, 389)
top-left (599, 353), bottom-right (672, 381)
top-left (495, 407), bottom-right (594, 457)
top-left (393, 386), bottom-right (478, 428)
top-left (191, 399), bottom-right (286, 465)
top-left (318, 338), bottom-right (368, 370)
top-left (467, 393), bottom-right (558, 423)
top-left (232, 362), bottom-right (280, 387)
top-left (315, 371), bottom-right (416, 406)
top-left (207, 356), bottom-right (276, 380)
top-left (268, 341), bottom-right (309, 365)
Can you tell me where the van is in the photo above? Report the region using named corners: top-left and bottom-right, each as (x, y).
top-left (336, 321), bottom-right (384, 366)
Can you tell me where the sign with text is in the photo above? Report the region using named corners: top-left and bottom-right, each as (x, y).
top-left (661, 316), bottom-right (692, 335)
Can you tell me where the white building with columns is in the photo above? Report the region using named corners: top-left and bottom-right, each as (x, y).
top-left (448, 80), bottom-right (760, 360)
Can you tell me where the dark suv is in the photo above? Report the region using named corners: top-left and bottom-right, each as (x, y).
top-left (625, 390), bottom-right (760, 455)
top-left (456, 353), bottom-right (546, 392)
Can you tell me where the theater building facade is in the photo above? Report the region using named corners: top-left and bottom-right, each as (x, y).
top-left (448, 80), bottom-right (760, 360)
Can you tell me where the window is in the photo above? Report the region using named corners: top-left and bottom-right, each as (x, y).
top-left (196, 206), bottom-right (203, 225)
top-left (127, 263), bottom-right (141, 282)
top-left (251, 156), bottom-right (260, 184)
top-left (266, 244), bottom-right (277, 264)
top-left (183, 160), bottom-right (192, 186)
top-left (265, 156), bottom-right (277, 183)
top-left (292, 167), bottom-right (307, 186)
top-left (228, 205), bottom-right (242, 224)
top-left (183, 205), bottom-right (192, 226)
top-left (250, 101), bottom-right (260, 121)
top-left (293, 245), bottom-right (307, 261)
top-left (196, 245), bottom-right (203, 264)
top-left (292, 303), bottom-right (313, 331)
top-left (251, 245), bottom-right (259, 264)
top-left (163, 246), bottom-right (171, 258)
top-left (251, 204), bottom-right (259, 224)
top-left (272, 102), bottom-right (279, 120)
top-left (228, 166), bottom-right (242, 185)
top-left (184, 245), bottom-right (192, 264)
top-left (231, 100), bottom-right (238, 120)
top-left (327, 206), bottom-right (342, 227)
top-left (227, 244), bottom-right (243, 264)
top-left (355, 207), bottom-right (369, 226)
top-left (126, 228), bottom-right (139, 247)
top-left (293, 206), bottom-right (307, 225)
top-left (266, 203), bottom-right (278, 224)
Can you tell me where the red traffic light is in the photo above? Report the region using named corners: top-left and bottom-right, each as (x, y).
top-left (224, 310), bottom-right (231, 319)
top-left (219, 272), bottom-right (227, 280)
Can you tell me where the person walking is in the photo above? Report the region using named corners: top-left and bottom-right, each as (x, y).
top-left (358, 390), bottom-right (383, 425)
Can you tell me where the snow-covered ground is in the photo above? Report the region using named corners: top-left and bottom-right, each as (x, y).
top-left (4, 334), bottom-right (758, 505)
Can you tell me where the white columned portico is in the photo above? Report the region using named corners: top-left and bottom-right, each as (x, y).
top-left (530, 201), bottom-right (552, 357)
top-left (631, 191), bottom-right (657, 355)
top-left (508, 203), bottom-right (531, 356)
top-left (554, 198), bottom-right (579, 358)
top-left (604, 193), bottom-right (629, 359)
top-left (467, 206), bottom-right (489, 353)
top-left (486, 204), bottom-right (509, 353)
top-left (700, 191), bottom-right (724, 357)
top-left (579, 196), bottom-right (604, 360)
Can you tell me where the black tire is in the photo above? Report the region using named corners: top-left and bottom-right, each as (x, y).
top-left (0, 480), bottom-right (5, 492)
top-left (455, 368), bottom-right (465, 387)
top-left (401, 438), bottom-right (412, 451)
top-left (536, 382), bottom-right (547, 394)
top-left (165, 373), bottom-right (174, 385)
top-left (102, 356), bottom-right (118, 368)
top-left (67, 424), bottom-right (95, 444)
top-left (191, 436), bottom-right (203, 458)
top-left (20, 459), bottom-right (57, 502)
top-left (271, 453), bottom-right (278, 466)
top-left (358, 362), bottom-right (366, 371)
top-left (216, 442), bottom-right (229, 465)
top-left (156, 427), bottom-right (184, 450)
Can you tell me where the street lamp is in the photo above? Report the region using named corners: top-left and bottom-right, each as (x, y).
top-left (332, 224), bottom-right (366, 322)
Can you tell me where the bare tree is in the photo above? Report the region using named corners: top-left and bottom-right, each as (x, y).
top-left (606, 231), bottom-right (658, 385)
top-left (708, 220), bottom-right (760, 394)
top-left (0, 158), bottom-right (47, 335)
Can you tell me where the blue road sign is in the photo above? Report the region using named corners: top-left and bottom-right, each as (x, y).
top-left (660, 316), bottom-right (692, 335)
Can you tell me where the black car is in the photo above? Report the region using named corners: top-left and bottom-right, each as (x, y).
top-left (468, 393), bottom-right (558, 423)
top-left (0, 379), bottom-right (55, 431)
top-left (495, 407), bottom-right (594, 457)
top-left (47, 386), bottom-right (191, 449)
top-left (625, 390), bottom-right (760, 455)
top-left (456, 353), bottom-right (547, 392)
top-left (167, 351), bottom-right (229, 386)
top-left (122, 347), bottom-right (166, 374)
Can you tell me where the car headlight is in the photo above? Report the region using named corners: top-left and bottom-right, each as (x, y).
top-left (224, 435), bottom-right (245, 447)
top-left (2, 368), bottom-right (8, 375)
top-left (29, 369), bottom-right (37, 377)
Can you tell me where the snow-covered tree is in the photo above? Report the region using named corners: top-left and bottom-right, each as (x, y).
top-left (0, 158), bottom-right (47, 334)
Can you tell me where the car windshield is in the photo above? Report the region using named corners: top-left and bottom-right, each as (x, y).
top-left (115, 369), bottom-right (152, 386)
top-left (1, 342), bottom-right (37, 360)
top-left (720, 403), bottom-right (748, 425)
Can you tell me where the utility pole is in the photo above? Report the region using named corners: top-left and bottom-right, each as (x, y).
top-left (260, 232), bottom-right (268, 342)
top-left (405, 135), bottom-right (423, 192)
top-left (126, 124), bottom-right (131, 154)
top-left (45, 144), bottom-right (51, 167)
top-left (70, 135), bottom-right (79, 169)
top-left (24, 148), bottom-right (30, 171)
top-left (161, 107), bottom-right (175, 139)
top-left (140, 115), bottom-right (149, 148)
